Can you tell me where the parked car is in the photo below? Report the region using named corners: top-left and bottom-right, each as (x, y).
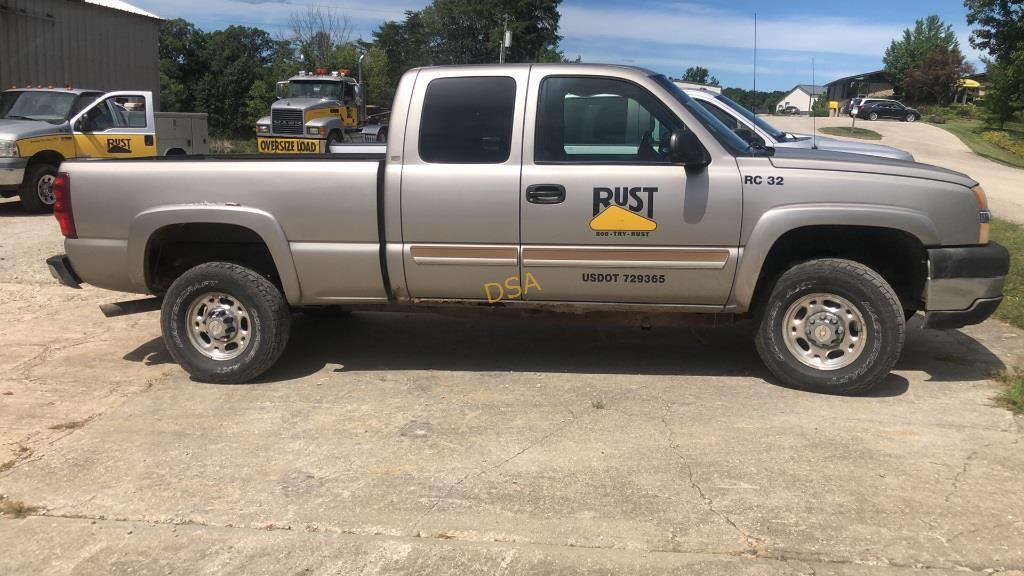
top-left (779, 105), bottom-right (801, 115)
top-left (856, 100), bottom-right (922, 122)
top-left (47, 64), bottom-right (1006, 395)
top-left (684, 88), bottom-right (914, 161)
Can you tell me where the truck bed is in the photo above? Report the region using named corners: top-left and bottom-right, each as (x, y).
top-left (62, 154), bottom-right (387, 305)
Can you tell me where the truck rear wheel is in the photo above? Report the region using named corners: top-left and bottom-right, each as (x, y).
top-left (161, 262), bottom-right (290, 383)
top-left (754, 258), bottom-right (905, 395)
top-left (19, 163), bottom-right (58, 213)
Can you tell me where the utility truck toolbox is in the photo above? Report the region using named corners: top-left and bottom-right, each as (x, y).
top-left (48, 64), bottom-right (1008, 395)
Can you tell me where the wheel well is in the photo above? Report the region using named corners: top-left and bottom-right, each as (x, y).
top-left (165, 148), bottom-right (187, 156)
top-left (26, 151), bottom-right (65, 175)
top-left (751, 226), bottom-right (927, 313)
top-left (146, 223), bottom-right (281, 294)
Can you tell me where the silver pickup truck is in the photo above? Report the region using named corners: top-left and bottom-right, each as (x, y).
top-left (46, 64), bottom-right (1008, 395)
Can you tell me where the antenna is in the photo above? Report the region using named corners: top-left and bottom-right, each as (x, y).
top-left (811, 57), bottom-right (818, 150)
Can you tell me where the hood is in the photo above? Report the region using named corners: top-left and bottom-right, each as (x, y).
top-left (0, 119), bottom-right (66, 141)
top-left (272, 98), bottom-right (334, 112)
top-left (768, 147), bottom-right (977, 188)
top-left (780, 133), bottom-right (914, 161)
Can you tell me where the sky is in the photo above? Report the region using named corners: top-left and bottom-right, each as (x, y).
top-left (124, 0), bottom-right (984, 91)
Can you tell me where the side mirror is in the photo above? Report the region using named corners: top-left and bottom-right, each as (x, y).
top-left (276, 81), bottom-right (288, 99)
top-left (75, 116), bottom-right (92, 133)
top-left (669, 129), bottom-right (711, 167)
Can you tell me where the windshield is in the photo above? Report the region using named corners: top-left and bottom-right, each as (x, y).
top-left (0, 91), bottom-right (78, 124)
top-left (713, 93), bottom-right (787, 142)
top-left (651, 75), bottom-right (759, 155)
top-left (286, 81), bottom-right (347, 100)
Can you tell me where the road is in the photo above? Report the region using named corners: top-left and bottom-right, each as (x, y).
top-left (1, 200), bottom-right (1022, 575)
top-left (769, 115), bottom-right (1024, 224)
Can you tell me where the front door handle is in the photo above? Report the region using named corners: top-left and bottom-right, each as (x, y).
top-left (525, 184), bottom-right (566, 204)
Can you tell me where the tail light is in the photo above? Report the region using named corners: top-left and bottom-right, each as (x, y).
top-left (53, 172), bottom-right (76, 238)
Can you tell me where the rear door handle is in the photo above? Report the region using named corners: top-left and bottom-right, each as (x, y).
top-left (525, 184), bottom-right (566, 204)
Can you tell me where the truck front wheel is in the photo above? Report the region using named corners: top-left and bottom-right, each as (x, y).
top-left (19, 163), bottom-right (58, 213)
top-left (161, 262), bottom-right (291, 383)
top-left (754, 258), bottom-right (905, 395)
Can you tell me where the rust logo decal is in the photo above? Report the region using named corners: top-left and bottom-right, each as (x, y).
top-left (106, 138), bottom-right (132, 154)
top-left (591, 187), bottom-right (657, 234)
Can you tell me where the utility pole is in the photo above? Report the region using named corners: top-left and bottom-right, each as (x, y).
top-left (753, 12), bottom-right (757, 94)
top-left (499, 17), bottom-right (510, 64)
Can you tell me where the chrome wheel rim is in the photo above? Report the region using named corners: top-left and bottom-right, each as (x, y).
top-left (906, 114), bottom-right (916, 122)
top-left (868, 113), bottom-right (878, 120)
top-left (37, 174), bottom-right (56, 205)
top-left (186, 292), bottom-right (252, 361)
top-left (782, 293), bottom-right (867, 371)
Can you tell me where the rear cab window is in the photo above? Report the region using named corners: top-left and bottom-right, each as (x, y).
top-left (418, 76), bottom-right (516, 164)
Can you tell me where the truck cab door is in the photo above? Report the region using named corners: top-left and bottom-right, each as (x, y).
top-left (70, 91), bottom-right (157, 158)
top-left (399, 68), bottom-right (529, 300)
top-left (519, 74), bottom-right (742, 306)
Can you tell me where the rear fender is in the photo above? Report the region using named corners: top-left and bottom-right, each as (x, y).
top-left (127, 205), bottom-right (301, 304)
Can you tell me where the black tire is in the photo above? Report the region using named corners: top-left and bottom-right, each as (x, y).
top-left (161, 262), bottom-right (290, 383)
top-left (754, 258), bottom-right (905, 395)
top-left (868, 112), bottom-right (879, 121)
top-left (19, 163), bottom-right (58, 213)
top-left (375, 127), bottom-right (388, 143)
top-left (905, 113), bottom-right (916, 123)
top-left (326, 131), bottom-right (342, 151)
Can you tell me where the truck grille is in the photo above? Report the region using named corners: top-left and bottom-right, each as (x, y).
top-left (272, 109), bottom-right (304, 135)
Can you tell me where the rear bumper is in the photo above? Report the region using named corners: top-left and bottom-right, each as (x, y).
top-left (47, 254), bottom-right (82, 289)
top-left (923, 243), bottom-right (1009, 329)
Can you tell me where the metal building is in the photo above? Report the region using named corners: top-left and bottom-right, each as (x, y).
top-left (0, 0), bottom-right (162, 108)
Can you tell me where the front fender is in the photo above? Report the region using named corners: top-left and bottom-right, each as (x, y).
top-left (729, 203), bottom-right (940, 311)
top-left (127, 205), bottom-right (302, 304)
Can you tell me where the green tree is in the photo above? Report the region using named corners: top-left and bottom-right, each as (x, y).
top-left (158, 18), bottom-right (208, 111)
top-left (965, 0), bottom-right (1024, 64)
top-left (810, 94), bottom-right (831, 117)
top-left (372, 0), bottom-right (564, 87)
top-left (984, 51), bottom-right (1024, 127)
top-left (680, 66), bottom-right (719, 86)
top-left (883, 15), bottom-right (959, 96)
top-left (902, 46), bottom-right (975, 104)
top-left (194, 26), bottom-right (281, 136)
top-left (363, 47), bottom-right (395, 106)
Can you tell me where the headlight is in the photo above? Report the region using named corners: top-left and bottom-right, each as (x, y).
top-left (972, 185), bottom-right (991, 244)
top-left (307, 126), bottom-right (324, 136)
top-left (0, 140), bottom-right (18, 157)
top-left (256, 124), bottom-right (270, 134)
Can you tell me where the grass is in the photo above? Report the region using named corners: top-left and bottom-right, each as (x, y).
top-left (929, 117), bottom-right (1024, 169)
top-left (993, 371), bottom-right (1024, 414)
top-left (818, 126), bottom-right (883, 140)
top-left (987, 219), bottom-right (1024, 413)
top-left (208, 138), bottom-right (258, 154)
top-left (989, 219), bottom-right (1024, 329)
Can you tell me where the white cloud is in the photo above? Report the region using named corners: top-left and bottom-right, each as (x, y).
top-left (559, 3), bottom-right (903, 56)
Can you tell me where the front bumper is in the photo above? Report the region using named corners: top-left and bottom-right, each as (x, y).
top-left (46, 254), bottom-right (82, 289)
top-left (923, 243), bottom-right (1009, 329)
top-left (0, 156), bottom-right (27, 188)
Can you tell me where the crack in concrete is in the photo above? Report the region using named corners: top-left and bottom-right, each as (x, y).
top-left (658, 402), bottom-right (766, 557)
top-left (411, 407), bottom-right (578, 532)
top-left (9, 512), bottom-right (1022, 574)
top-left (944, 449), bottom-right (979, 504)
